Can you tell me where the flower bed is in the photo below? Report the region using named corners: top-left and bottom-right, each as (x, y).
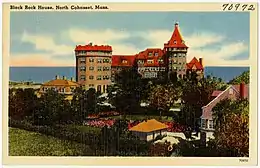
top-left (163, 122), bottom-right (186, 133)
top-left (84, 119), bottom-right (116, 128)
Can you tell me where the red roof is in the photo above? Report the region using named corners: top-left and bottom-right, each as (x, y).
top-left (186, 57), bottom-right (203, 70)
top-left (112, 55), bottom-right (136, 67)
top-left (75, 44), bottom-right (112, 52)
top-left (135, 48), bottom-right (165, 67)
top-left (164, 23), bottom-right (188, 49)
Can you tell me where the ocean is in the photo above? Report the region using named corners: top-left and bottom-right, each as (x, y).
top-left (9, 66), bottom-right (250, 83)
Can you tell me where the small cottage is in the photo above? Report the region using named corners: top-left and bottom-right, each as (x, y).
top-left (200, 82), bottom-right (249, 135)
top-left (129, 119), bottom-right (168, 141)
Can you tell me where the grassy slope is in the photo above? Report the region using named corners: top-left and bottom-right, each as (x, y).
top-left (9, 127), bottom-right (93, 156)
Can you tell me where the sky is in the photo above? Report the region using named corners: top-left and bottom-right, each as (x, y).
top-left (10, 12), bottom-right (250, 67)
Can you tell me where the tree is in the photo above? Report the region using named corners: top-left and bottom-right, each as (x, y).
top-left (229, 70), bottom-right (249, 85)
top-left (9, 88), bottom-right (39, 120)
top-left (149, 84), bottom-right (181, 117)
top-left (108, 67), bottom-right (143, 115)
top-left (212, 99), bottom-right (249, 156)
top-left (180, 76), bottom-right (220, 128)
top-left (32, 90), bottom-right (71, 126)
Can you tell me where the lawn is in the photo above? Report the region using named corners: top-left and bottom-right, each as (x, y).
top-left (9, 127), bottom-right (93, 156)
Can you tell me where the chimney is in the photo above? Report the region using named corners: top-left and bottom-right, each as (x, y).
top-left (70, 77), bottom-right (74, 81)
top-left (240, 82), bottom-right (245, 99)
top-left (199, 58), bottom-right (203, 66)
top-left (55, 75), bottom-right (59, 80)
top-left (63, 76), bottom-right (67, 80)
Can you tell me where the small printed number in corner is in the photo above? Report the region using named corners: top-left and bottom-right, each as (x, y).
top-left (222, 4), bottom-right (255, 11)
top-left (239, 159), bottom-right (249, 163)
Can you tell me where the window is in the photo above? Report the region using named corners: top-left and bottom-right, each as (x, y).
top-left (201, 119), bottom-right (207, 128)
top-left (103, 67), bottom-right (110, 71)
top-left (89, 84), bottom-right (94, 88)
top-left (97, 58), bottom-right (102, 63)
top-left (122, 60), bottom-right (128, 64)
top-left (97, 85), bottom-right (102, 92)
top-left (155, 52), bottom-right (158, 56)
top-left (174, 53), bottom-right (177, 57)
top-left (103, 85), bottom-right (106, 93)
top-left (158, 59), bottom-right (164, 64)
top-left (80, 66), bottom-right (86, 71)
top-left (79, 58), bottom-right (86, 63)
top-left (89, 67), bottom-right (94, 71)
top-left (174, 40), bottom-right (177, 44)
top-left (148, 52), bottom-right (153, 56)
top-left (97, 66), bottom-right (102, 71)
top-left (144, 73), bottom-right (150, 78)
top-left (138, 60), bottom-right (144, 64)
top-left (209, 120), bottom-right (214, 129)
top-left (97, 75), bottom-right (102, 80)
top-left (147, 59), bottom-right (154, 64)
top-left (229, 88), bottom-right (233, 95)
top-left (70, 87), bottom-right (75, 92)
top-left (89, 75), bottom-right (94, 80)
top-left (182, 53), bottom-right (186, 57)
top-left (103, 58), bottom-right (110, 63)
top-left (89, 58), bottom-right (94, 62)
top-left (61, 88), bottom-right (65, 93)
top-left (103, 75), bottom-right (110, 80)
top-left (80, 75), bottom-right (86, 81)
top-left (169, 48), bottom-right (172, 51)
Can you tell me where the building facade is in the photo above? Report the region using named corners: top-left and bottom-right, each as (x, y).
top-left (75, 43), bottom-right (112, 92)
top-left (75, 22), bottom-right (204, 92)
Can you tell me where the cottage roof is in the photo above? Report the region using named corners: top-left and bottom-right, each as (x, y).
top-left (42, 79), bottom-right (79, 87)
top-left (129, 119), bottom-right (168, 132)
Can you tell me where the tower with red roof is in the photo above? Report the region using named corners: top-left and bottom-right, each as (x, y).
top-left (164, 22), bottom-right (188, 79)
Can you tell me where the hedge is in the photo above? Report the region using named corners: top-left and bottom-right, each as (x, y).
top-left (9, 119), bottom-right (150, 156)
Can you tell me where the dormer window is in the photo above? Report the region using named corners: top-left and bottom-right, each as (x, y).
top-left (122, 60), bottom-right (128, 64)
top-left (155, 52), bottom-right (158, 56)
top-left (147, 59), bottom-right (154, 64)
top-left (158, 59), bottom-right (164, 64)
top-left (148, 52), bottom-right (153, 56)
top-left (138, 60), bottom-right (144, 64)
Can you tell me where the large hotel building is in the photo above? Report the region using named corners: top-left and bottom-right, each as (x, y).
top-left (75, 23), bottom-right (204, 93)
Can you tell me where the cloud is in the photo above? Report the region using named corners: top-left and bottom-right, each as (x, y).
top-left (21, 31), bottom-right (74, 56)
top-left (141, 29), bottom-right (249, 66)
top-left (11, 27), bottom-right (249, 67)
top-left (64, 28), bottom-right (140, 55)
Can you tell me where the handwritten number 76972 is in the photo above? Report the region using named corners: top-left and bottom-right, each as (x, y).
top-left (222, 4), bottom-right (255, 11)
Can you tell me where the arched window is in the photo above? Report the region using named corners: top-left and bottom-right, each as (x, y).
top-left (97, 85), bottom-right (101, 92)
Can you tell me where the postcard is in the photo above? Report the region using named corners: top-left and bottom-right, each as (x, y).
top-left (2, 2), bottom-right (258, 166)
